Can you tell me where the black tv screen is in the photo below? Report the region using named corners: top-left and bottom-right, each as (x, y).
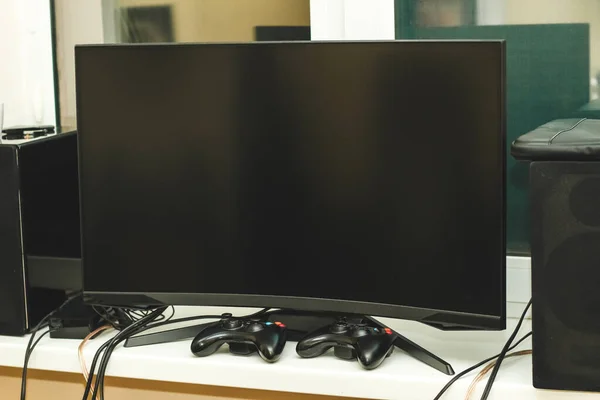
top-left (76, 41), bottom-right (505, 329)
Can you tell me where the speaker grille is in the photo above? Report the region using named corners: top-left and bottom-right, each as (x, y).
top-left (531, 161), bottom-right (600, 391)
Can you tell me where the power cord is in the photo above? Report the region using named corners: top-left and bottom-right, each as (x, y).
top-left (98, 308), bottom-right (166, 400)
top-left (21, 325), bottom-right (56, 397)
top-left (84, 307), bottom-right (167, 400)
top-left (81, 306), bottom-right (271, 400)
top-left (21, 292), bottom-right (83, 400)
top-left (433, 298), bottom-right (533, 400)
top-left (465, 349), bottom-right (532, 400)
top-left (91, 305), bottom-right (176, 330)
top-left (478, 299), bottom-right (532, 400)
top-left (135, 306), bottom-right (271, 333)
top-left (21, 324), bottom-right (53, 398)
top-left (78, 324), bottom-right (112, 398)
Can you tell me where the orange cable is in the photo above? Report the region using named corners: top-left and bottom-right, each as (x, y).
top-left (78, 325), bottom-right (112, 399)
top-left (465, 350), bottom-right (532, 400)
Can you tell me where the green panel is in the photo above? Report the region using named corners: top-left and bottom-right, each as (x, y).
top-left (400, 23), bottom-right (590, 254)
top-left (394, 0), bottom-right (418, 39)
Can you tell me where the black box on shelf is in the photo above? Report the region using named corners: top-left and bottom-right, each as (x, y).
top-left (0, 132), bottom-right (81, 336)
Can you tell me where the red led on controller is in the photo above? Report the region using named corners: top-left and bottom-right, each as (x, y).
top-left (384, 328), bottom-right (392, 335)
top-left (274, 321), bottom-right (286, 328)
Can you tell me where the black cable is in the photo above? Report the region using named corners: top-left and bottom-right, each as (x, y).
top-left (162, 305), bottom-right (175, 324)
top-left (94, 305), bottom-right (164, 329)
top-left (80, 337), bottom-right (112, 400)
top-left (131, 307), bottom-right (271, 334)
top-left (144, 307), bottom-right (271, 330)
top-left (82, 309), bottom-right (161, 400)
top-left (143, 314), bottom-right (223, 329)
top-left (28, 329), bottom-right (54, 358)
top-left (81, 306), bottom-right (178, 400)
top-left (82, 306), bottom-right (271, 400)
top-left (433, 330), bottom-right (532, 400)
top-left (92, 306), bottom-right (120, 329)
top-left (479, 299), bottom-right (532, 400)
top-left (20, 322), bottom-right (49, 400)
top-left (91, 307), bottom-right (167, 400)
top-left (23, 328), bottom-right (56, 377)
top-left (21, 292), bottom-right (82, 400)
top-left (98, 307), bottom-right (168, 400)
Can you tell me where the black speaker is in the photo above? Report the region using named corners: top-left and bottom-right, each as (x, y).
top-left (531, 161), bottom-right (600, 392)
top-left (0, 132), bottom-right (81, 336)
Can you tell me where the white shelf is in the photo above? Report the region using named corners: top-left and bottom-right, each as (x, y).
top-left (1, 306), bottom-right (593, 400)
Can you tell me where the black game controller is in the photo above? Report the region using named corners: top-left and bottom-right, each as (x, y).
top-left (191, 315), bottom-right (288, 362)
top-left (296, 319), bottom-right (396, 370)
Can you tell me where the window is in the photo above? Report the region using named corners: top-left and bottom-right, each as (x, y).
top-left (52, 0), bottom-right (310, 131)
top-left (396, 0), bottom-right (597, 255)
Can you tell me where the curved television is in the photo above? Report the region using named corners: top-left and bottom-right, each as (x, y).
top-left (75, 41), bottom-right (506, 330)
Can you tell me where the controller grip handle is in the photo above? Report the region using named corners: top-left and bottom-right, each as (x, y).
top-left (191, 334), bottom-right (227, 357)
top-left (256, 331), bottom-right (288, 362)
top-left (297, 340), bottom-right (338, 358)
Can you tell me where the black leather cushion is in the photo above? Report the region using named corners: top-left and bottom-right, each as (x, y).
top-left (511, 118), bottom-right (600, 161)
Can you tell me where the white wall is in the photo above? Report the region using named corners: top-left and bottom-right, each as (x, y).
top-left (0, 0), bottom-right (56, 127)
top-left (53, 0), bottom-right (104, 130)
top-left (310, 0), bottom-right (395, 40)
top-left (476, 0), bottom-right (506, 26)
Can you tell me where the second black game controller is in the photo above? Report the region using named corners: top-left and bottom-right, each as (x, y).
top-left (191, 315), bottom-right (288, 362)
top-left (296, 319), bottom-right (396, 370)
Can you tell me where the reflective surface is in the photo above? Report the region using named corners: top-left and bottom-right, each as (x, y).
top-left (76, 42), bottom-right (504, 320)
top-left (52, 0), bottom-right (310, 133)
top-left (113, 0), bottom-right (310, 43)
top-left (396, 0), bottom-right (600, 254)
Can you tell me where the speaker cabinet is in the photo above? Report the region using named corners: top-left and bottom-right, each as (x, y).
top-left (531, 161), bottom-right (600, 391)
top-left (0, 132), bottom-right (80, 335)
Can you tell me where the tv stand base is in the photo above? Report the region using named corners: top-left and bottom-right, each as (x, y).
top-left (124, 309), bottom-right (455, 375)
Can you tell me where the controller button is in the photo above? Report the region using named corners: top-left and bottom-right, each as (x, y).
top-left (273, 321), bottom-right (286, 328)
top-left (373, 328), bottom-right (380, 333)
top-left (265, 322), bottom-right (273, 326)
top-left (247, 322), bottom-right (265, 332)
top-left (384, 328), bottom-right (392, 335)
top-left (223, 319), bottom-right (243, 329)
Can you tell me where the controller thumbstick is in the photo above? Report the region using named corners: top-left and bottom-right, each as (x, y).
top-left (331, 322), bottom-right (348, 333)
top-left (223, 318), bottom-right (243, 329)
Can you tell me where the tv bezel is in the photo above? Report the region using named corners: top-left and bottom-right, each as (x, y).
top-left (82, 290), bottom-right (505, 330)
top-left (76, 41), bottom-right (507, 331)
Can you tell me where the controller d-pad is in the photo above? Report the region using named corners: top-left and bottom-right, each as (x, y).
top-left (223, 319), bottom-right (243, 329)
